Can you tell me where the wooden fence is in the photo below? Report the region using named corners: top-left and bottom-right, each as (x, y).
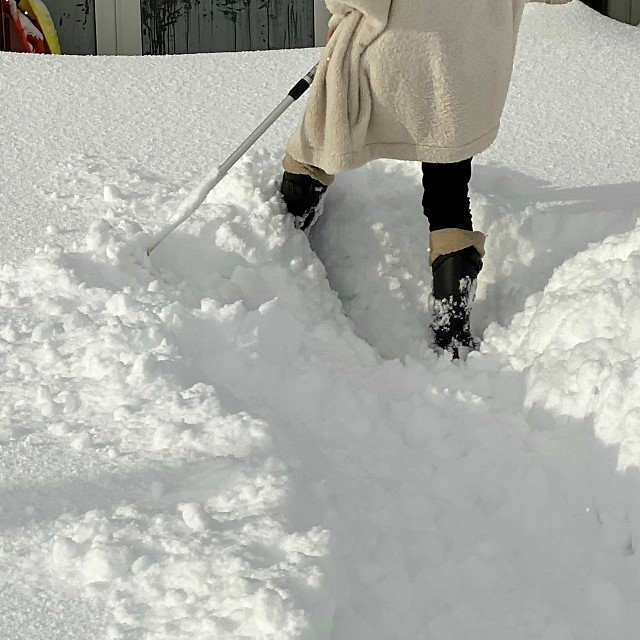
top-left (141, 0), bottom-right (315, 55)
top-left (584, 0), bottom-right (640, 24)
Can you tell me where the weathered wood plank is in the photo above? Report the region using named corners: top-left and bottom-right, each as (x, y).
top-left (249, 0), bottom-right (269, 50)
top-left (235, 1), bottom-right (252, 51)
top-left (205, 2), bottom-right (237, 53)
top-left (265, 0), bottom-right (283, 49)
top-left (43, 0), bottom-right (96, 54)
top-left (607, 0), bottom-right (632, 23)
top-left (293, 0), bottom-right (313, 49)
top-left (190, 1), bottom-right (234, 53)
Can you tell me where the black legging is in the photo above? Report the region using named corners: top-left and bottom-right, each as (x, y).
top-left (422, 157), bottom-right (473, 231)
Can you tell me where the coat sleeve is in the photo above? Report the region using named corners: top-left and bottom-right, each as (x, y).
top-left (326, 0), bottom-right (392, 32)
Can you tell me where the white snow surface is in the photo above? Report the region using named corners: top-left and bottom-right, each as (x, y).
top-left (2, 2), bottom-right (640, 639)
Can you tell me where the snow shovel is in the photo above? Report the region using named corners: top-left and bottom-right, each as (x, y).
top-left (146, 62), bottom-right (319, 256)
top-left (1, 0), bottom-right (48, 52)
top-left (19, 0), bottom-right (62, 53)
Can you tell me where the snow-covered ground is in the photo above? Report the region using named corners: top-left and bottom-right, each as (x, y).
top-left (2, 2), bottom-right (640, 638)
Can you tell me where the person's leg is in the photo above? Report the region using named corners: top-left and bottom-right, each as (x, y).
top-left (422, 157), bottom-right (485, 265)
top-left (422, 157), bottom-right (473, 231)
top-left (282, 153), bottom-right (335, 187)
top-left (280, 153), bottom-right (335, 231)
top-left (422, 157), bottom-right (485, 358)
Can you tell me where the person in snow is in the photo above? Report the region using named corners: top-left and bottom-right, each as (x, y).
top-left (279, 0), bottom-right (571, 359)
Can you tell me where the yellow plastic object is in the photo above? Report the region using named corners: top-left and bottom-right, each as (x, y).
top-left (18, 0), bottom-right (61, 53)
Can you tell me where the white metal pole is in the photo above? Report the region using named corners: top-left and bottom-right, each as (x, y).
top-left (146, 62), bottom-right (319, 256)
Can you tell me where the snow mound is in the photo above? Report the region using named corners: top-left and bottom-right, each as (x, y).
top-left (485, 220), bottom-right (640, 470)
top-left (2, 149), bottom-right (640, 640)
top-left (0, 154), bottom-right (338, 638)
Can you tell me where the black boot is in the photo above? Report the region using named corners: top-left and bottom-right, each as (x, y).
top-left (430, 245), bottom-right (483, 359)
top-left (279, 171), bottom-right (328, 232)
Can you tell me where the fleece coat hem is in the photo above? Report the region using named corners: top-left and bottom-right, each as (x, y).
top-left (285, 0), bottom-right (572, 175)
top-left (289, 124), bottom-right (500, 174)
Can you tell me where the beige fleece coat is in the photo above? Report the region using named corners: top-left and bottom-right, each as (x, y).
top-left (285, 0), bottom-right (571, 175)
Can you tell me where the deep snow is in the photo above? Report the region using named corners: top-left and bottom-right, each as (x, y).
top-left (2, 2), bottom-right (640, 639)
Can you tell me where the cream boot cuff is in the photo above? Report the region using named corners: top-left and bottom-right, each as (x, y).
top-left (429, 228), bottom-right (487, 267)
top-left (282, 152), bottom-right (335, 187)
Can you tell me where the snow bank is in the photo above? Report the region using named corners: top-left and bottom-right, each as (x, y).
top-left (0, 159), bottom-right (335, 638)
top-left (2, 146), bottom-right (640, 639)
top-left (485, 219), bottom-right (640, 470)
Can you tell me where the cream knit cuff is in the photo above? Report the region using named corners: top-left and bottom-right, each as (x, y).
top-left (282, 153), bottom-right (335, 187)
top-left (429, 228), bottom-right (486, 266)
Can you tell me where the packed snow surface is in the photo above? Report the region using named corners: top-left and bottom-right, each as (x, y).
top-left (2, 2), bottom-right (640, 639)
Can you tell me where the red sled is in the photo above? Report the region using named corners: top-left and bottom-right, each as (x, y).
top-left (1, 0), bottom-right (48, 53)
